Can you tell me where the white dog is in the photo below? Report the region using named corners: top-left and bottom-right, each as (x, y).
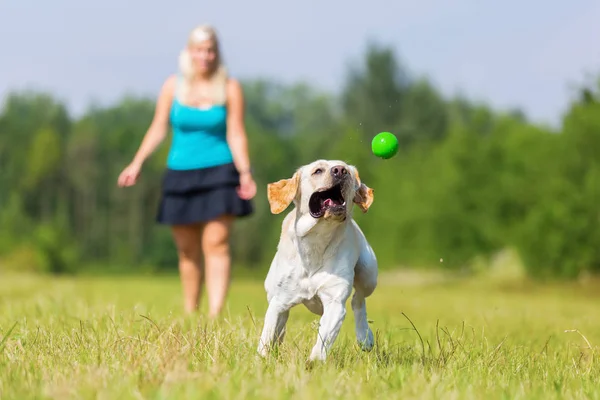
top-left (257, 159), bottom-right (378, 362)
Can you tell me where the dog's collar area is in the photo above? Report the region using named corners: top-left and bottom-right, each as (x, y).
top-left (309, 183), bottom-right (346, 218)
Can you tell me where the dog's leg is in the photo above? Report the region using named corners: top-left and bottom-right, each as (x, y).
top-left (353, 229), bottom-right (378, 351)
top-left (351, 290), bottom-right (374, 351)
top-left (257, 300), bottom-right (289, 357)
top-left (354, 223), bottom-right (378, 300)
top-left (308, 299), bottom-right (347, 362)
top-left (274, 309), bottom-right (290, 345)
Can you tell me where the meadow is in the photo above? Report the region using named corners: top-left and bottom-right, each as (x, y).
top-left (1, 271), bottom-right (598, 399)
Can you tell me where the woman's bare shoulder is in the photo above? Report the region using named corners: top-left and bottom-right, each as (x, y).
top-left (226, 77), bottom-right (243, 98)
top-left (157, 74), bottom-right (179, 100)
top-left (163, 74), bottom-right (179, 91)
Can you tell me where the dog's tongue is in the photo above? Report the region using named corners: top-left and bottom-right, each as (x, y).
top-left (323, 198), bottom-right (334, 207)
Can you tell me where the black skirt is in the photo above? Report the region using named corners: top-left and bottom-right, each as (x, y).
top-left (156, 162), bottom-right (254, 225)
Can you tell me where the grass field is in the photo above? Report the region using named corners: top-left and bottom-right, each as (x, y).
top-left (1, 271), bottom-right (599, 399)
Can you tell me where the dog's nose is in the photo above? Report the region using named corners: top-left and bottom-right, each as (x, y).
top-left (330, 165), bottom-right (348, 179)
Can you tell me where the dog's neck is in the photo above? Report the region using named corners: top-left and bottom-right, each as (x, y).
top-left (292, 212), bottom-right (348, 269)
top-left (294, 213), bottom-right (320, 237)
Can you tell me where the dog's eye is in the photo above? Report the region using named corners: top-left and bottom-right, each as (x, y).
top-left (313, 168), bottom-right (323, 175)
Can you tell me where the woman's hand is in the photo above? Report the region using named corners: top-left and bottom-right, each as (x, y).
top-left (237, 172), bottom-right (256, 200)
top-left (117, 162), bottom-right (142, 187)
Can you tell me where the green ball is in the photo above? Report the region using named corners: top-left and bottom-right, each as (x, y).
top-left (371, 132), bottom-right (398, 159)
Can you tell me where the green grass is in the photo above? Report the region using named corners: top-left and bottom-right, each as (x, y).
top-left (1, 272), bottom-right (599, 399)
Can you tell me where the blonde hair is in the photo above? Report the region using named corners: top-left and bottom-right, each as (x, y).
top-left (177, 25), bottom-right (228, 105)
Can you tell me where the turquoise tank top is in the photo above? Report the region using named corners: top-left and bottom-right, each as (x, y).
top-left (166, 89), bottom-right (233, 170)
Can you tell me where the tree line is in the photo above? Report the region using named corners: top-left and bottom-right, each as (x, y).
top-left (1, 43), bottom-right (599, 280)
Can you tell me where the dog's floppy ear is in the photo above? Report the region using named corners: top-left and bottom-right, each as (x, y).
top-left (352, 168), bottom-right (374, 213)
top-left (267, 171), bottom-right (300, 214)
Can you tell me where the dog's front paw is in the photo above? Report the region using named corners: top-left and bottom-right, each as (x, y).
top-left (257, 343), bottom-right (269, 358)
top-left (308, 345), bottom-right (327, 362)
top-left (357, 327), bottom-right (374, 352)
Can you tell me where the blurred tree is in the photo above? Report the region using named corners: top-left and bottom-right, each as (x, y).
top-left (0, 46), bottom-right (599, 281)
top-left (341, 42), bottom-right (408, 143)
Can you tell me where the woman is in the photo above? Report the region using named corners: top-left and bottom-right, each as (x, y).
top-left (117, 24), bottom-right (256, 317)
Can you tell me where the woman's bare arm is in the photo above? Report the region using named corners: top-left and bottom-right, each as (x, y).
top-left (130, 75), bottom-right (176, 167)
top-left (225, 79), bottom-right (252, 176)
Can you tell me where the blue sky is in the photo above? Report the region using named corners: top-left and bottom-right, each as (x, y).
top-left (1, 0), bottom-right (599, 127)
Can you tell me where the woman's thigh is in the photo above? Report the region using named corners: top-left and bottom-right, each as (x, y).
top-left (171, 223), bottom-right (204, 258)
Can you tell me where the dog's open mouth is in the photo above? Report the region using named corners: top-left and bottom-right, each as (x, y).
top-left (309, 183), bottom-right (346, 218)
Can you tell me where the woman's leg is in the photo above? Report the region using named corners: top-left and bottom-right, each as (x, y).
top-left (201, 215), bottom-right (234, 318)
top-left (171, 223), bottom-right (204, 313)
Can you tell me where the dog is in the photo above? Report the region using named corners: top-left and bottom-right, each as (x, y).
top-left (257, 159), bottom-right (378, 362)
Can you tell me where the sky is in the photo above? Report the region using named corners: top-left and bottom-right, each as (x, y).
top-left (1, 0), bottom-right (599, 128)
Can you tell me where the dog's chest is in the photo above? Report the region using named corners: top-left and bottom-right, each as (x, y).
top-left (270, 218), bottom-right (360, 303)
top-left (297, 271), bottom-right (321, 299)
top-left (295, 225), bottom-right (345, 264)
